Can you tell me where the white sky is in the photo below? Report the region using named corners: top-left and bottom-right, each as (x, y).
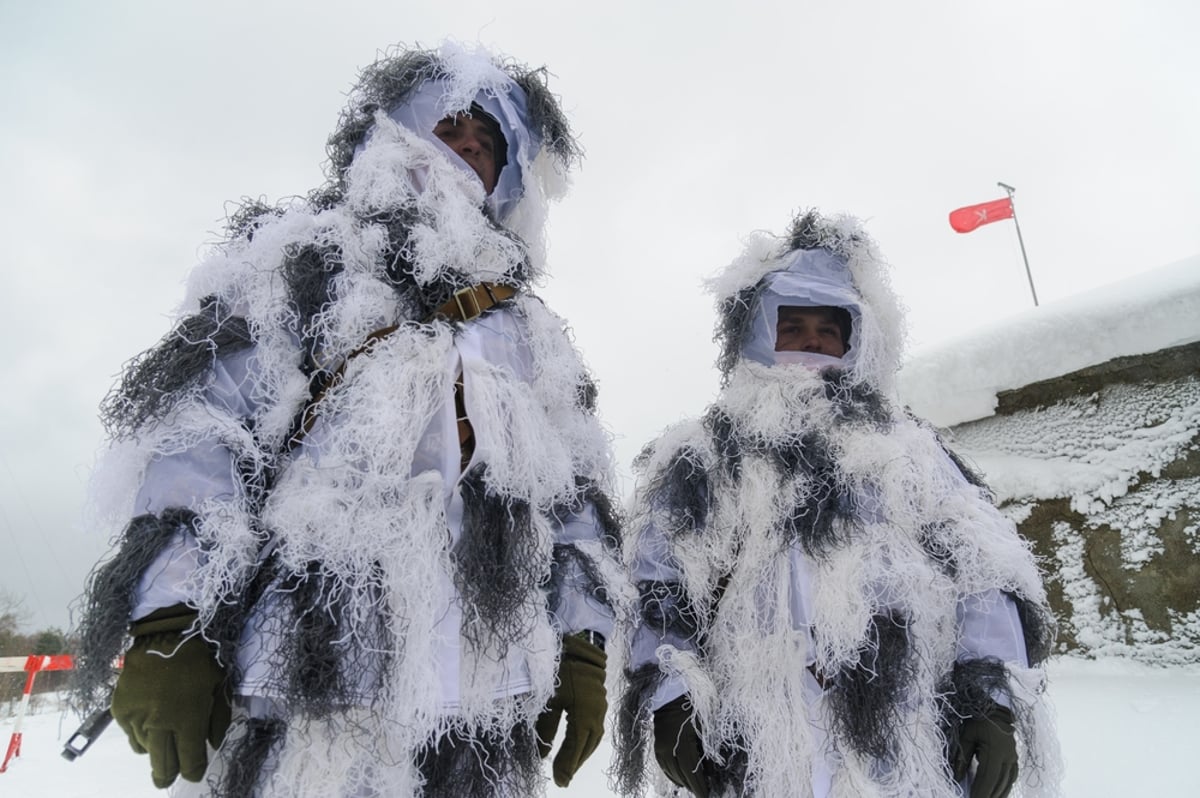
top-left (2, 0), bottom-right (1198, 631)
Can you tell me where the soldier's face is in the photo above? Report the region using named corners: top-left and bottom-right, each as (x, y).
top-left (775, 307), bottom-right (847, 357)
top-left (432, 113), bottom-right (499, 194)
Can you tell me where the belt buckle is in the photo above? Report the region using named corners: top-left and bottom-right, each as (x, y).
top-left (452, 286), bottom-right (482, 321)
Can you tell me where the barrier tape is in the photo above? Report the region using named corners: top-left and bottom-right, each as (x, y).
top-left (1, 655), bottom-right (77, 773)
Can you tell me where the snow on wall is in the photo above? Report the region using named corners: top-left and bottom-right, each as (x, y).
top-left (943, 376), bottom-right (1200, 662)
top-left (899, 255), bottom-right (1200, 428)
top-left (946, 379), bottom-right (1200, 514)
top-left (955, 378), bottom-right (1200, 664)
top-left (900, 256), bottom-right (1200, 664)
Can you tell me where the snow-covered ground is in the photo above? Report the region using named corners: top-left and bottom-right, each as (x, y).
top-left (3, 657), bottom-right (1197, 796)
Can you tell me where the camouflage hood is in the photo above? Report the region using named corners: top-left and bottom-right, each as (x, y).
top-left (327, 41), bottom-right (580, 227)
top-left (709, 209), bottom-right (908, 398)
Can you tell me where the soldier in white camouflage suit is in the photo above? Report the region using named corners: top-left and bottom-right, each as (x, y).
top-left (615, 210), bottom-right (1062, 798)
top-left (73, 42), bottom-right (623, 797)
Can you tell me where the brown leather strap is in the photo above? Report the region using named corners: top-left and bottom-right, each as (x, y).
top-left (425, 283), bottom-right (518, 323)
top-left (289, 325), bottom-right (402, 447)
top-left (454, 374), bottom-right (475, 471)
top-left (289, 282), bottom-right (516, 450)
top-left (425, 282), bottom-right (518, 469)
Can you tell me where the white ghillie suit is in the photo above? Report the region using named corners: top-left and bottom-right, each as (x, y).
top-left (614, 211), bottom-right (1062, 798)
top-left (73, 43), bottom-right (624, 797)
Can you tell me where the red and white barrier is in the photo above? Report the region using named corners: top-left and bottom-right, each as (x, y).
top-left (0, 655), bottom-right (74, 773)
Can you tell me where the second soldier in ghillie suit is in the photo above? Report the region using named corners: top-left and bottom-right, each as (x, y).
top-left (72, 42), bottom-right (624, 797)
top-left (614, 210), bottom-right (1062, 798)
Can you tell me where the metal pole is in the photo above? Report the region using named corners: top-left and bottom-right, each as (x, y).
top-left (998, 181), bottom-right (1039, 307)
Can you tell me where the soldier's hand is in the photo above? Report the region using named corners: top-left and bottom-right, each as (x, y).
top-left (110, 605), bottom-right (231, 789)
top-left (952, 704), bottom-right (1018, 798)
top-left (653, 693), bottom-right (710, 797)
top-left (535, 633), bottom-right (607, 787)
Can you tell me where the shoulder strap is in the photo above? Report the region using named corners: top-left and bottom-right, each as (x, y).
top-left (286, 324), bottom-right (400, 449)
top-left (286, 282), bottom-right (519, 450)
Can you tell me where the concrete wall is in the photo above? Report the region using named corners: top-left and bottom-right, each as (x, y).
top-left (945, 342), bottom-right (1200, 664)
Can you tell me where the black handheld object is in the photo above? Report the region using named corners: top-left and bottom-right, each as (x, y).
top-left (61, 707), bottom-right (113, 761)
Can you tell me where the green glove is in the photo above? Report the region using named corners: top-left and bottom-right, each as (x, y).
top-left (952, 705), bottom-right (1018, 798)
top-left (535, 633), bottom-right (607, 787)
top-left (110, 605), bottom-right (232, 789)
top-left (653, 694), bottom-right (709, 798)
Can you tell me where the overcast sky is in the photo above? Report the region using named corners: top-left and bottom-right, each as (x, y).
top-left (2, 0), bottom-right (1197, 632)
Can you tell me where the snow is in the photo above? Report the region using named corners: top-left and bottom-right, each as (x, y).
top-left (943, 382), bottom-right (1200, 515)
top-left (899, 256), bottom-right (1200, 428)
top-left (5, 657), bottom-right (1198, 795)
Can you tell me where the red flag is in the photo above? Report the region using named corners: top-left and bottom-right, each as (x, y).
top-left (948, 197), bottom-right (1014, 233)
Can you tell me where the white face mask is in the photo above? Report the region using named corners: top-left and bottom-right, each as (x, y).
top-left (771, 351), bottom-right (844, 371)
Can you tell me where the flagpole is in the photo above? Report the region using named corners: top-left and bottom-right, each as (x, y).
top-left (997, 181), bottom-right (1039, 307)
